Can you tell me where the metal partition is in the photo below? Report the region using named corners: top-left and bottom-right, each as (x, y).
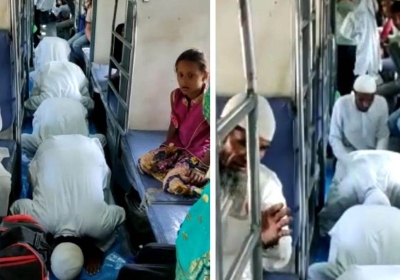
top-left (295, 0), bottom-right (335, 278)
top-left (215, 0), bottom-right (263, 279)
top-left (11, 0), bottom-right (27, 143)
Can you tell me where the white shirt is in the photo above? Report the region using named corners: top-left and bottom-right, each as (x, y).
top-left (28, 135), bottom-right (125, 239)
top-left (309, 205), bottom-right (400, 280)
top-left (340, 0), bottom-right (381, 75)
top-left (34, 37), bottom-right (71, 72)
top-left (223, 165), bottom-right (292, 279)
top-left (337, 265), bottom-right (400, 280)
top-left (25, 61), bottom-right (93, 111)
top-left (329, 94), bottom-right (389, 161)
top-left (36, 0), bottom-right (55, 11)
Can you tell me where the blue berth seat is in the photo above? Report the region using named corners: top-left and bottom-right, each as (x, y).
top-left (216, 95), bottom-right (299, 246)
top-left (120, 130), bottom-right (198, 205)
top-left (146, 204), bottom-right (190, 244)
top-left (264, 272), bottom-right (299, 280)
top-left (0, 30), bottom-right (18, 196)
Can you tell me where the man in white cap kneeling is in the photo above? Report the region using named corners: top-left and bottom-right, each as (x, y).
top-left (219, 93), bottom-right (292, 279)
top-left (329, 74), bottom-right (389, 162)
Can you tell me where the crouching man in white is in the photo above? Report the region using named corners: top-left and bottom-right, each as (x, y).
top-left (25, 60), bottom-right (94, 112)
top-left (309, 205), bottom-right (400, 280)
top-left (318, 150), bottom-right (400, 236)
top-left (220, 93), bottom-right (292, 279)
top-left (22, 98), bottom-right (106, 156)
top-left (9, 135), bottom-right (125, 279)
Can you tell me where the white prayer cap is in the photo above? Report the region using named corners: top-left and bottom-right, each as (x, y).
top-left (220, 93), bottom-right (276, 141)
top-left (353, 75), bottom-right (377, 94)
top-left (51, 242), bottom-right (84, 280)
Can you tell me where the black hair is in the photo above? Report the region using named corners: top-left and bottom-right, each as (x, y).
top-left (175, 49), bottom-right (208, 73)
top-left (391, 1), bottom-right (400, 14)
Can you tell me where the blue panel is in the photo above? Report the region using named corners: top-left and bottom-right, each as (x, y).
top-left (121, 130), bottom-right (198, 205)
top-left (264, 272), bottom-right (299, 280)
top-left (91, 64), bottom-right (109, 93)
top-left (147, 204), bottom-right (190, 244)
top-left (78, 15), bottom-right (86, 32)
top-left (216, 96), bottom-right (299, 245)
top-left (0, 31), bottom-right (16, 132)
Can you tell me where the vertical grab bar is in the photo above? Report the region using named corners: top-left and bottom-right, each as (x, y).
top-left (238, 0), bottom-right (262, 279)
top-left (294, 0), bottom-right (306, 278)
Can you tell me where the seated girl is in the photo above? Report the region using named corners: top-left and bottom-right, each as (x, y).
top-left (138, 49), bottom-right (210, 197)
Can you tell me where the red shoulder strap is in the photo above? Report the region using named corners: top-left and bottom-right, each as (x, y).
top-left (3, 214), bottom-right (38, 224)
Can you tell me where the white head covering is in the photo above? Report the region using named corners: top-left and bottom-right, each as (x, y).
top-left (220, 93), bottom-right (276, 141)
top-left (353, 74), bottom-right (377, 94)
top-left (51, 242), bottom-right (84, 280)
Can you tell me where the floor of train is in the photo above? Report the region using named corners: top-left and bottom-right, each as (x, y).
top-left (23, 22), bottom-right (134, 280)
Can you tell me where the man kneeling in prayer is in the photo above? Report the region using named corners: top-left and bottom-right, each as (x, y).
top-left (10, 135), bottom-right (125, 279)
top-left (22, 97), bottom-right (106, 156)
top-left (33, 36), bottom-right (71, 71)
top-left (308, 204), bottom-right (400, 280)
top-left (318, 149), bottom-right (400, 236)
top-left (25, 60), bottom-right (94, 112)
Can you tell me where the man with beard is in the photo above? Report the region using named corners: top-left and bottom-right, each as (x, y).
top-left (329, 74), bottom-right (389, 162)
top-left (219, 93), bottom-right (293, 279)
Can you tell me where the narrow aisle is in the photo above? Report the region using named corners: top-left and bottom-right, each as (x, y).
top-left (23, 28), bottom-right (134, 279)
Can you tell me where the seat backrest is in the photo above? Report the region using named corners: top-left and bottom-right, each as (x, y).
top-left (216, 96), bottom-right (298, 211)
top-left (0, 30), bottom-right (16, 132)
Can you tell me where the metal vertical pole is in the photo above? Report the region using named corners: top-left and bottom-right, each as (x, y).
top-left (294, 0), bottom-right (306, 278)
top-left (11, 0), bottom-right (21, 144)
top-left (238, 0), bottom-right (262, 279)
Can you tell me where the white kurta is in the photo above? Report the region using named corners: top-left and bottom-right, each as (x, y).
top-left (329, 94), bottom-right (389, 161)
top-left (309, 205), bottom-right (400, 280)
top-left (340, 0), bottom-right (381, 76)
top-left (319, 150), bottom-right (400, 236)
top-left (337, 265), bottom-right (400, 280)
top-left (22, 98), bottom-right (106, 155)
top-left (34, 37), bottom-right (71, 71)
top-left (10, 135), bottom-right (125, 243)
top-left (25, 61), bottom-right (93, 111)
top-left (36, 0), bottom-right (55, 11)
top-left (223, 164), bottom-right (292, 279)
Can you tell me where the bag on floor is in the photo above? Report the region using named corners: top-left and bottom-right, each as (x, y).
top-left (0, 214), bottom-right (51, 280)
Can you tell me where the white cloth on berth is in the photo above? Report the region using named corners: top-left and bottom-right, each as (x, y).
top-left (319, 150), bottom-right (400, 236)
top-left (22, 98), bottom-right (106, 155)
top-left (36, 0), bottom-right (55, 11)
top-left (25, 61), bottom-right (93, 111)
top-left (223, 165), bottom-right (292, 279)
top-left (34, 37), bottom-right (71, 71)
top-left (10, 135), bottom-right (125, 247)
top-left (328, 93), bottom-right (389, 161)
top-left (309, 205), bottom-right (400, 280)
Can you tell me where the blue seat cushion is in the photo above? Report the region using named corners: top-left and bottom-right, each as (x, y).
top-left (0, 31), bottom-right (16, 132)
top-left (147, 204), bottom-right (190, 244)
top-left (121, 130), bottom-right (198, 205)
top-left (216, 96), bottom-right (299, 245)
top-left (264, 272), bottom-right (299, 280)
top-left (91, 63), bottom-right (109, 93)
